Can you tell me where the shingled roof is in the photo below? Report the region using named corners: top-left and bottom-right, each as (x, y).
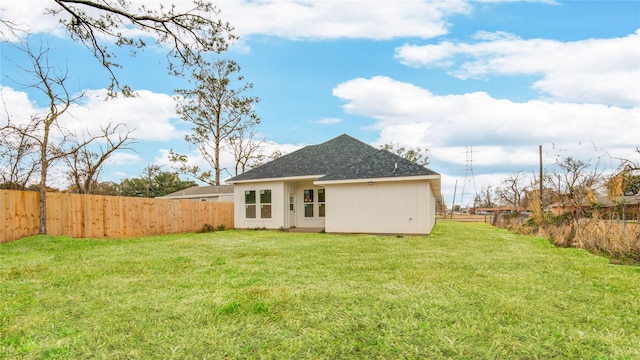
top-left (318, 148), bottom-right (438, 181)
top-left (227, 134), bottom-right (439, 183)
top-left (159, 185), bottom-right (234, 198)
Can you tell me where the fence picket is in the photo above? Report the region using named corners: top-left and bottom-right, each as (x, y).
top-left (0, 190), bottom-right (234, 243)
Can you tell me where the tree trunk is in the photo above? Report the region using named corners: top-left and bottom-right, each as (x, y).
top-left (39, 158), bottom-right (47, 234)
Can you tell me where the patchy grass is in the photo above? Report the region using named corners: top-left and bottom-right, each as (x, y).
top-left (1, 221), bottom-right (639, 359)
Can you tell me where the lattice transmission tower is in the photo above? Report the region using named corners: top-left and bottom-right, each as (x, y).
top-left (459, 146), bottom-right (478, 210)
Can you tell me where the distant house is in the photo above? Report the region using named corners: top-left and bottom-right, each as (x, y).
top-left (226, 134), bottom-right (441, 235)
top-left (158, 185), bottom-right (234, 202)
top-left (547, 195), bottom-right (640, 218)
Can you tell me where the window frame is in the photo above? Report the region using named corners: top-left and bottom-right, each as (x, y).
top-left (244, 190), bottom-right (256, 219)
top-left (303, 188), bottom-right (326, 218)
top-left (304, 189), bottom-right (314, 217)
top-left (318, 188), bottom-right (326, 217)
top-left (260, 189), bottom-right (272, 219)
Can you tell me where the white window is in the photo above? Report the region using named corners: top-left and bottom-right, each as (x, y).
top-left (304, 189), bottom-right (314, 217)
top-left (318, 188), bottom-right (325, 217)
top-left (260, 190), bottom-right (272, 219)
top-left (303, 188), bottom-right (326, 218)
top-left (245, 190), bottom-right (256, 218)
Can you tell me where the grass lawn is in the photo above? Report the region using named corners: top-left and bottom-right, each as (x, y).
top-left (1, 221), bottom-right (639, 359)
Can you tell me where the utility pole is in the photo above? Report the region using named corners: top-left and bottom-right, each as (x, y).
top-left (450, 179), bottom-right (458, 220)
top-left (539, 145), bottom-right (543, 212)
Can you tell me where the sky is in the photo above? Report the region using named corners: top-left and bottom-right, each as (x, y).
top-left (1, 0), bottom-right (639, 207)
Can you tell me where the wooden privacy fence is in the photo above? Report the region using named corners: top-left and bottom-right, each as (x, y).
top-left (0, 190), bottom-right (234, 243)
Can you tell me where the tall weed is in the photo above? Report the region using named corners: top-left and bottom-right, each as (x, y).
top-left (500, 214), bottom-right (640, 264)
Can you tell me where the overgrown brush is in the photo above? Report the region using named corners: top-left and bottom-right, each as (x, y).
top-left (500, 213), bottom-right (640, 264)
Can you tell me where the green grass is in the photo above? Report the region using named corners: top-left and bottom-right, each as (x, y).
top-left (1, 221), bottom-right (639, 359)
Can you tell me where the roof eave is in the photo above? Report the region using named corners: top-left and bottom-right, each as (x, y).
top-left (315, 174), bottom-right (441, 186)
top-left (158, 193), bottom-right (231, 199)
top-left (315, 174), bottom-right (442, 197)
top-left (227, 174), bottom-right (325, 185)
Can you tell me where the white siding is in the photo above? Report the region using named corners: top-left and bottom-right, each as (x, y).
top-left (292, 181), bottom-right (326, 228)
top-left (233, 181), bottom-right (285, 229)
top-left (324, 180), bottom-right (436, 235)
top-left (217, 193), bottom-right (235, 203)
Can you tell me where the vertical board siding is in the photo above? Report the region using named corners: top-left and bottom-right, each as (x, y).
top-left (0, 190), bottom-right (234, 243)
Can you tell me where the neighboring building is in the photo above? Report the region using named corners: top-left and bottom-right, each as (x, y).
top-left (547, 195), bottom-right (640, 218)
top-left (226, 134), bottom-right (441, 235)
top-left (158, 185), bottom-right (234, 202)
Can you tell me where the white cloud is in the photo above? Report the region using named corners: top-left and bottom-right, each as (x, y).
top-left (313, 117), bottom-right (343, 125)
top-left (71, 89), bottom-right (186, 142)
top-left (395, 30), bottom-right (640, 106)
top-left (219, 0), bottom-right (470, 40)
top-left (0, 0), bottom-right (65, 41)
top-left (396, 30), bottom-right (640, 106)
top-left (105, 152), bottom-right (142, 166)
top-left (333, 75), bottom-right (639, 166)
top-left (1, 0), bottom-right (224, 41)
top-left (2, 0), bottom-right (471, 41)
top-left (0, 86), bottom-right (185, 142)
top-left (0, 86), bottom-right (35, 122)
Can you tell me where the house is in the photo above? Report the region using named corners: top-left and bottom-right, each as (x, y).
top-left (226, 134), bottom-right (441, 235)
top-left (158, 185), bottom-right (234, 202)
top-left (547, 195), bottom-right (640, 219)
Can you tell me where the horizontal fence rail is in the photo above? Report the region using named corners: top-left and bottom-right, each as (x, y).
top-left (1, 190), bottom-right (234, 243)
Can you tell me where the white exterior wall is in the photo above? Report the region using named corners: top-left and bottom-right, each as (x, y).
top-left (324, 180), bottom-right (436, 235)
top-left (290, 181), bottom-right (326, 229)
top-left (233, 181), bottom-right (285, 229)
top-left (195, 194), bottom-right (234, 202)
top-left (216, 193), bottom-right (235, 202)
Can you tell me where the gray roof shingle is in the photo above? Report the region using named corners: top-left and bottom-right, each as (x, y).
top-left (318, 149), bottom-right (438, 181)
top-left (226, 134), bottom-right (439, 183)
top-left (159, 185), bottom-right (234, 198)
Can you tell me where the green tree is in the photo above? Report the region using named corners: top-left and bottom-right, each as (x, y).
top-left (90, 181), bottom-right (121, 196)
top-left (118, 165), bottom-right (197, 198)
top-left (381, 143), bottom-right (430, 166)
top-left (170, 59), bottom-right (260, 185)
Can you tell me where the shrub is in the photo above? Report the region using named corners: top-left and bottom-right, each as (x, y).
top-left (501, 215), bottom-right (639, 264)
top-left (199, 223), bottom-right (215, 233)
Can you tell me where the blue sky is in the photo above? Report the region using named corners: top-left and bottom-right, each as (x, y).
top-left (1, 0), bottom-right (639, 206)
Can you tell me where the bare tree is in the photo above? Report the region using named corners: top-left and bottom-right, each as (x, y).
top-left (226, 124), bottom-right (283, 175)
top-left (227, 124), bottom-right (265, 176)
top-left (3, 42), bottom-right (87, 233)
top-left (248, 149), bottom-right (283, 171)
top-left (0, 96), bottom-right (39, 189)
top-left (476, 184), bottom-right (496, 208)
top-left (496, 171), bottom-right (528, 213)
top-left (65, 123), bottom-right (135, 194)
top-left (4, 41), bottom-right (136, 233)
top-left (547, 144), bottom-right (607, 243)
top-left (170, 59), bottom-right (260, 185)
